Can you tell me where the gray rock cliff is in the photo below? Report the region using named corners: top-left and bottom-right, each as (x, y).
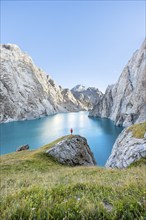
top-left (46, 135), bottom-right (96, 166)
top-left (89, 39), bottom-right (146, 127)
top-left (105, 124), bottom-right (146, 168)
top-left (0, 45), bottom-right (55, 122)
top-left (71, 85), bottom-right (103, 110)
top-left (0, 44), bottom-right (101, 123)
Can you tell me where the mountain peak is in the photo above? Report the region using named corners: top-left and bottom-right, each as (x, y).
top-left (1, 44), bottom-right (21, 52)
top-left (71, 85), bottom-right (86, 92)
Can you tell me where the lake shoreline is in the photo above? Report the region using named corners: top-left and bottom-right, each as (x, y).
top-left (0, 112), bottom-right (123, 166)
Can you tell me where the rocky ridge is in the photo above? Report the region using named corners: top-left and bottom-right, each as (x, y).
top-left (71, 84), bottom-right (103, 110)
top-left (89, 39), bottom-right (146, 127)
top-left (46, 135), bottom-right (96, 166)
top-left (105, 124), bottom-right (146, 168)
top-left (0, 44), bottom-right (101, 123)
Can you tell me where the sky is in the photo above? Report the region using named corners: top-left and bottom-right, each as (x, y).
top-left (1, 0), bottom-right (145, 92)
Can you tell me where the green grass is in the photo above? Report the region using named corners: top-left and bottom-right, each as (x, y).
top-left (128, 122), bottom-right (146, 139)
top-left (0, 135), bottom-right (146, 220)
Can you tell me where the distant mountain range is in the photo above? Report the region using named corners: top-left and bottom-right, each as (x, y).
top-left (0, 39), bottom-right (145, 126)
top-left (71, 85), bottom-right (103, 110)
top-left (0, 44), bottom-right (102, 123)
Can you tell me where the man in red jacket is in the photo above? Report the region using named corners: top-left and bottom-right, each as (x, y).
top-left (70, 128), bottom-right (73, 135)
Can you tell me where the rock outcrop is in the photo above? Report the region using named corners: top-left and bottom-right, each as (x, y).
top-left (16, 144), bottom-right (29, 151)
top-left (105, 124), bottom-right (146, 168)
top-left (0, 44), bottom-right (101, 123)
top-left (89, 39), bottom-right (146, 127)
top-left (71, 85), bottom-right (103, 110)
top-left (46, 135), bottom-right (96, 166)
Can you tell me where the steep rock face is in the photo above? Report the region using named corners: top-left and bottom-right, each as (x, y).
top-left (46, 135), bottom-right (96, 166)
top-left (0, 44), bottom-right (55, 122)
top-left (89, 39), bottom-right (146, 127)
top-left (0, 44), bottom-right (86, 122)
top-left (105, 125), bottom-right (146, 168)
top-left (71, 85), bottom-right (103, 110)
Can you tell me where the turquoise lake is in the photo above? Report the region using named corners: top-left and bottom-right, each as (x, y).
top-left (0, 111), bottom-right (123, 166)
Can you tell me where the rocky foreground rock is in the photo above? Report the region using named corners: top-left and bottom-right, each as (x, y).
top-left (16, 144), bottom-right (30, 152)
top-left (89, 39), bottom-right (146, 127)
top-left (46, 135), bottom-right (96, 166)
top-left (0, 44), bottom-right (102, 123)
top-left (105, 125), bottom-right (146, 168)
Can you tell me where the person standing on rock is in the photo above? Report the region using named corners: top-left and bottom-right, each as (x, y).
top-left (70, 128), bottom-right (73, 135)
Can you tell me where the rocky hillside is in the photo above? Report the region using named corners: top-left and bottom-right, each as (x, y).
top-left (89, 39), bottom-right (146, 127)
top-left (71, 85), bottom-right (103, 110)
top-left (105, 122), bottom-right (146, 168)
top-left (0, 44), bottom-right (101, 123)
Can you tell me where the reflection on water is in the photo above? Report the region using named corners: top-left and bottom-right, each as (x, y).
top-left (0, 111), bottom-right (123, 166)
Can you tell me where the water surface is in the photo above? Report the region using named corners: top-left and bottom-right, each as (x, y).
top-left (0, 112), bottom-right (123, 166)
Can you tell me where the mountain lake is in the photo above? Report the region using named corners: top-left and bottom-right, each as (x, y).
top-left (0, 111), bottom-right (123, 166)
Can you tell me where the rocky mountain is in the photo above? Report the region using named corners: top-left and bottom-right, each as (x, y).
top-left (105, 123), bottom-right (146, 168)
top-left (89, 39), bottom-right (146, 127)
top-left (71, 85), bottom-right (103, 110)
top-left (1, 44), bottom-right (102, 123)
top-left (46, 135), bottom-right (96, 166)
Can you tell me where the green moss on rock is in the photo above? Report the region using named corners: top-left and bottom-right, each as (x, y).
top-left (128, 122), bottom-right (146, 139)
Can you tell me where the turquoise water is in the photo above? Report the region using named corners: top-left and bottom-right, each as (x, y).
top-left (0, 111), bottom-right (123, 166)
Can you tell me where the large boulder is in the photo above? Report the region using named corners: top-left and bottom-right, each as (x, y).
top-left (105, 124), bottom-right (146, 168)
top-left (46, 135), bottom-right (96, 166)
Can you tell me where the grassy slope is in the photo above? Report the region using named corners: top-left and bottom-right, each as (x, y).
top-left (0, 135), bottom-right (146, 220)
top-left (128, 122), bottom-right (146, 138)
